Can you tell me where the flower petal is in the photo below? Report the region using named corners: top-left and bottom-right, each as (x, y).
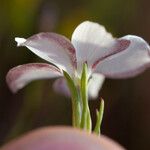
top-left (94, 35), bottom-right (150, 78)
top-left (71, 21), bottom-right (114, 74)
top-left (53, 78), bottom-right (70, 97)
top-left (53, 75), bottom-right (105, 100)
top-left (88, 73), bottom-right (105, 99)
top-left (15, 32), bottom-right (77, 75)
top-left (6, 63), bottom-right (62, 93)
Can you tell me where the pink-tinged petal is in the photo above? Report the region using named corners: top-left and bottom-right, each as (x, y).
top-left (53, 78), bottom-right (70, 97)
top-left (15, 32), bottom-right (77, 75)
top-left (91, 39), bottom-right (131, 69)
top-left (1, 127), bottom-right (125, 150)
top-left (94, 35), bottom-right (150, 78)
top-left (88, 73), bottom-right (105, 99)
top-left (6, 63), bottom-right (62, 93)
top-left (53, 75), bottom-right (105, 100)
top-left (71, 21), bottom-right (114, 74)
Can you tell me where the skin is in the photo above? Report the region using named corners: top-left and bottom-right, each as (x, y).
top-left (1, 126), bottom-right (125, 150)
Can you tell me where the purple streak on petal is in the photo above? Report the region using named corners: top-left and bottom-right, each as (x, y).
top-left (6, 63), bottom-right (62, 93)
top-left (92, 39), bottom-right (130, 69)
top-left (114, 39), bottom-right (131, 52)
top-left (23, 32), bottom-right (77, 70)
top-left (94, 35), bottom-right (150, 78)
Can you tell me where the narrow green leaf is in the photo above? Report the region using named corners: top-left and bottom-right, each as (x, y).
top-left (86, 107), bottom-right (92, 131)
top-left (94, 98), bottom-right (104, 135)
top-left (63, 71), bottom-right (81, 128)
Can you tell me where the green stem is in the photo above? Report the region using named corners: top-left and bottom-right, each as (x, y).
top-left (80, 64), bottom-right (91, 132)
top-left (63, 71), bottom-right (81, 128)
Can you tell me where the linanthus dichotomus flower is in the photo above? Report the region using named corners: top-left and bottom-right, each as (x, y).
top-left (6, 21), bottom-right (150, 99)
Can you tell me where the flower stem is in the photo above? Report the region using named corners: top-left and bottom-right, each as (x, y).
top-left (63, 71), bottom-right (81, 128)
top-left (80, 64), bottom-right (91, 132)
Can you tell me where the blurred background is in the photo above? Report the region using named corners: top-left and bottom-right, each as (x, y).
top-left (0, 0), bottom-right (150, 149)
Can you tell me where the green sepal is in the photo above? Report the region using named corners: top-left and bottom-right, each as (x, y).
top-left (94, 98), bottom-right (104, 135)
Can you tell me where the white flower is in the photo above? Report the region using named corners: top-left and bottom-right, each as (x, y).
top-left (6, 21), bottom-right (150, 99)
